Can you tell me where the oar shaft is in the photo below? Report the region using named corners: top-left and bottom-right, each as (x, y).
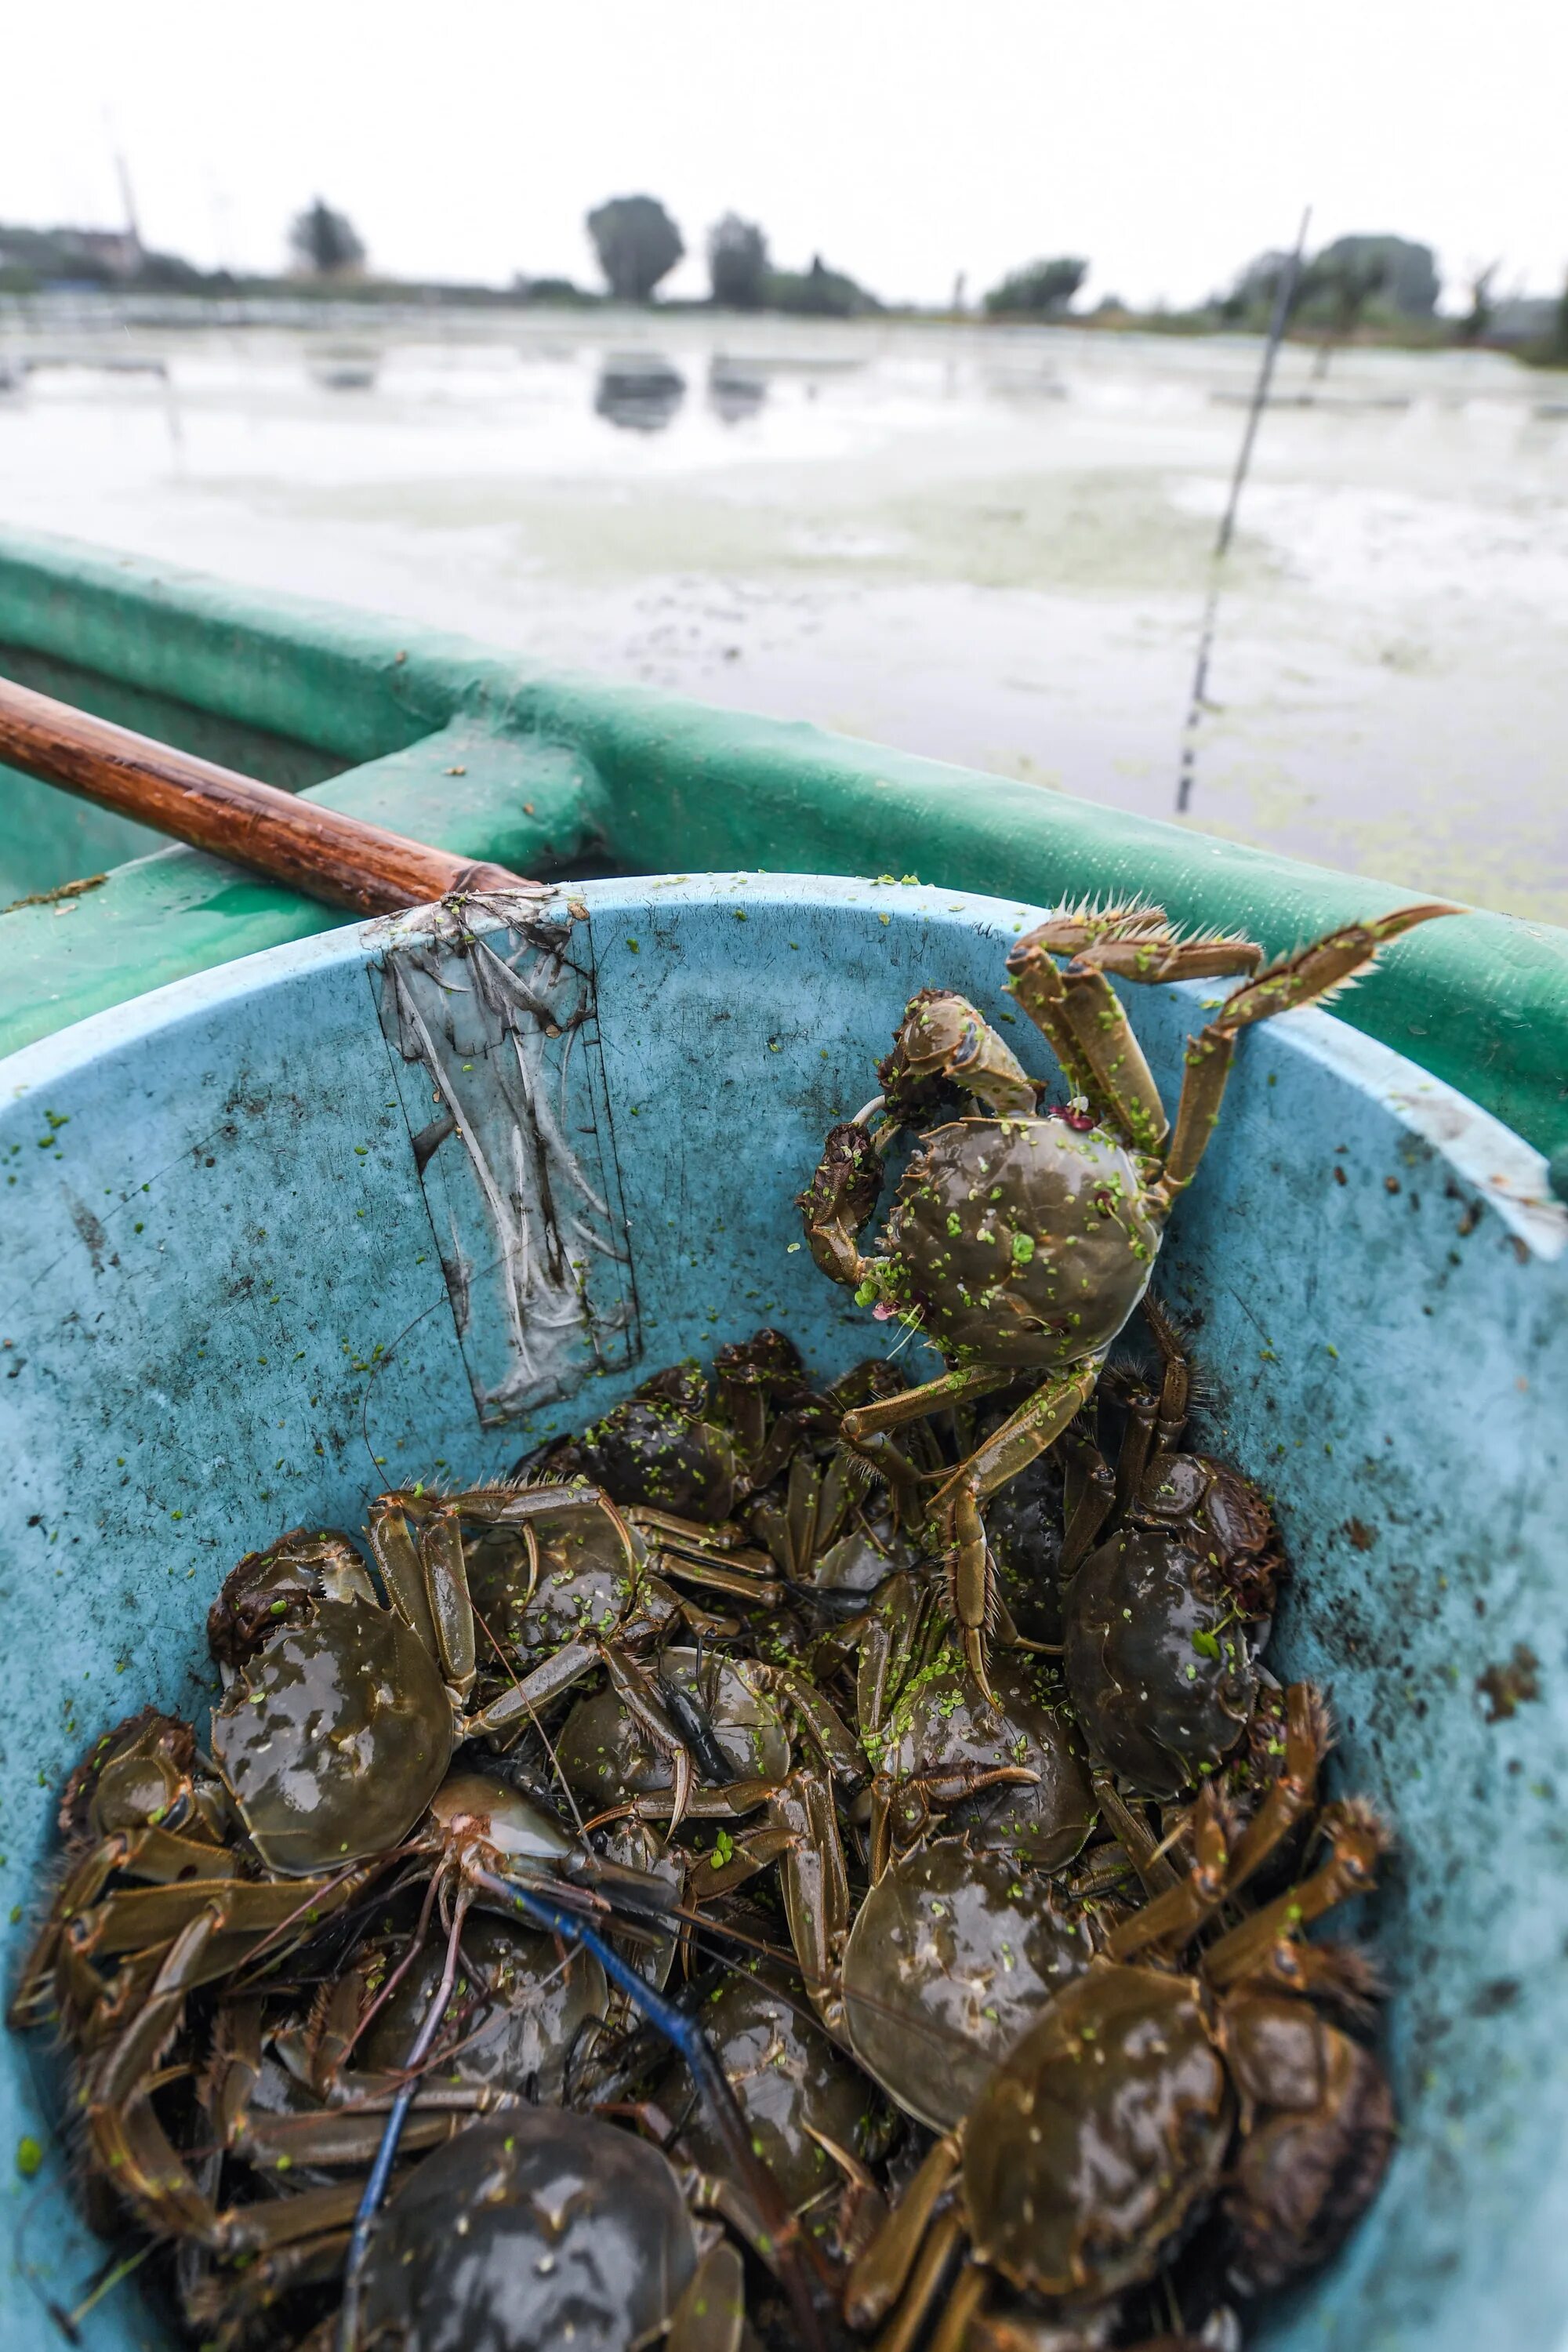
top-left (0, 673), bottom-right (534, 916)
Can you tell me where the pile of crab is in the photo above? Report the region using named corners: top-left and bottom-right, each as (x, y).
top-left (11, 898), bottom-right (1450, 2352)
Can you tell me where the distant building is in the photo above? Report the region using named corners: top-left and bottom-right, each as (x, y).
top-left (0, 223), bottom-right (143, 285)
top-left (64, 227), bottom-right (143, 280)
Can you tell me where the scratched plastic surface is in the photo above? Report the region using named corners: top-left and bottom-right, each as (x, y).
top-left (0, 875), bottom-right (1565, 2350)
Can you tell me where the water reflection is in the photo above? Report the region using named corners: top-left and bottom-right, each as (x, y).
top-left (594, 352), bottom-right (686, 433)
top-left (707, 356), bottom-right (768, 425)
top-left (307, 343), bottom-right (380, 391)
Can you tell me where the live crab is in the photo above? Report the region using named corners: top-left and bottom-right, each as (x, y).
top-left (799, 896), bottom-right (1454, 1692)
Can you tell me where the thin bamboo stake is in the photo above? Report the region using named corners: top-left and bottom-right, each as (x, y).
top-left (1175, 205), bottom-right (1312, 815)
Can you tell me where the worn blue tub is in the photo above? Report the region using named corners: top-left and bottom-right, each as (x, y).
top-left (1, 875), bottom-right (1565, 2350)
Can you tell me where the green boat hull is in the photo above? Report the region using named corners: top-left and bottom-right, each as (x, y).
top-left (2, 524), bottom-right (1564, 1177)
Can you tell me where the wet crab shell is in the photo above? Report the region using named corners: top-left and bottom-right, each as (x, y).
top-left (658, 1969), bottom-right (871, 2209)
top-left (358, 2109), bottom-right (698, 2352)
top-left (1221, 1996), bottom-right (1396, 2294)
top-left (843, 1840), bottom-right (1094, 2131)
top-left (357, 1915), bottom-right (607, 2104)
top-left (1062, 1530), bottom-right (1265, 1798)
top-left (59, 1708), bottom-right (203, 1842)
top-left (557, 1646), bottom-right (792, 1806)
top-left (963, 1964), bottom-right (1234, 2303)
top-left (466, 1507), bottom-right (670, 1664)
top-left (531, 1365), bottom-right (739, 1522)
top-left (881, 1117), bottom-right (1159, 1368)
top-left (209, 1595), bottom-right (453, 1876)
top-left (879, 1653), bottom-right (1097, 1873)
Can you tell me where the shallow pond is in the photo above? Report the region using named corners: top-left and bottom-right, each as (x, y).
top-left (0, 304), bottom-right (1563, 920)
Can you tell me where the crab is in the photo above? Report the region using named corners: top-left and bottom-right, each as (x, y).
top-left (799, 898), bottom-right (1455, 1693)
top-left (649, 1966), bottom-right (877, 2227)
top-left (207, 1486), bottom-right (782, 1878)
top-left (521, 1326), bottom-right (816, 1523)
top-left (354, 2110), bottom-right (743, 2352)
top-left (1059, 1297), bottom-right (1284, 1797)
top-left (843, 1692), bottom-right (1392, 2344)
top-left (840, 1838), bottom-right (1095, 2133)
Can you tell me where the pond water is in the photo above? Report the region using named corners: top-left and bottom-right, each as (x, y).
top-left (1, 306), bottom-right (1564, 920)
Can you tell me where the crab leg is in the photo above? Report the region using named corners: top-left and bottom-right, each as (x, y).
top-left (767, 1769), bottom-right (850, 2038)
top-left (925, 2259), bottom-right (990, 2352)
top-left (846, 2132), bottom-right (962, 2328)
top-left (602, 1642), bottom-right (696, 1830)
top-left (839, 1361), bottom-right (1016, 1510)
top-left (1226, 1682), bottom-right (1334, 1886)
top-left (928, 1363), bottom-right (1101, 1698)
top-left (878, 990), bottom-right (1039, 1121)
top-left (1058, 1435), bottom-right (1117, 1581)
top-left (9, 1822), bottom-right (234, 2027)
top-left (1155, 902), bottom-right (1458, 1206)
top-left (1204, 1798), bottom-right (1390, 1992)
top-left (669, 2240), bottom-right (748, 2352)
top-left (750, 1661), bottom-right (863, 1787)
top-left (338, 1891), bottom-right (472, 2348)
top-left (597, 1777), bottom-right (784, 1827)
top-left (1089, 1770), bottom-right (1181, 1897)
top-left (854, 1571), bottom-right (937, 1740)
top-left (1007, 946), bottom-right (1170, 1155)
top-left (797, 1120), bottom-right (886, 1289)
top-left (1107, 1689), bottom-right (1333, 1961)
top-left (467, 1634), bottom-right (601, 1734)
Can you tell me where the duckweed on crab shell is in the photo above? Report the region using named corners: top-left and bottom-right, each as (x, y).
top-left (882, 1652), bottom-right (1097, 1871)
top-left (1065, 1529), bottom-right (1261, 1798)
top-left (359, 2111), bottom-right (697, 2352)
top-left (466, 1510), bottom-right (659, 1662)
top-left (884, 1117), bottom-right (1159, 1367)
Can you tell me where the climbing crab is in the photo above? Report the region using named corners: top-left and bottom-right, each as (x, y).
top-left (799, 898), bottom-right (1454, 1690)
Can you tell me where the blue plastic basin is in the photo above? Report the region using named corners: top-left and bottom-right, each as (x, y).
top-left (1, 876), bottom-right (1565, 2350)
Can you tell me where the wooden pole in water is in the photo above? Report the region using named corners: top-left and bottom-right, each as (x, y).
top-left (1175, 205), bottom-right (1312, 815)
top-left (0, 673), bottom-right (537, 915)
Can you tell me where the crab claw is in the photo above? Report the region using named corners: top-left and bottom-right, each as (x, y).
top-left (797, 1123), bottom-right (884, 1290)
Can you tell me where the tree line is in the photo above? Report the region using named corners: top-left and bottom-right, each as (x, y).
top-left (6, 193), bottom-right (1567, 365)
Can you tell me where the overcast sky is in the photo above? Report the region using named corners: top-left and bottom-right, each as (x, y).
top-left (4, 0), bottom-right (1564, 309)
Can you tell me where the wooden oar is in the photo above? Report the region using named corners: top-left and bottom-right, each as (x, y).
top-left (0, 673), bottom-right (536, 916)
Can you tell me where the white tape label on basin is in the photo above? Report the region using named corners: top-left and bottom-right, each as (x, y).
top-left (373, 894), bottom-right (638, 1424)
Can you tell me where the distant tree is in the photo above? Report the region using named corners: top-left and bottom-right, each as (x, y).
top-left (136, 249), bottom-right (206, 290)
top-left (708, 213), bottom-right (768, 309)
top-left (1313, 234), bottom-right (1439, 318)
top-left (514, 272), bottom-right (595, 307)
top-left (586, 194), bottom-right (684, 303)
top-left (1216, 249), bottom-right (1297, 324)
top-left (982, 257), bottom-right (1088, 318)
top-left (1457, 260), bottom-right (1501, 345)
top-left (289, 199), bottom-right (365, 278)
top-left (765, 254), bottom-right (880, 318)
top-left (1301, 245), bottom-right (1388, 375)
